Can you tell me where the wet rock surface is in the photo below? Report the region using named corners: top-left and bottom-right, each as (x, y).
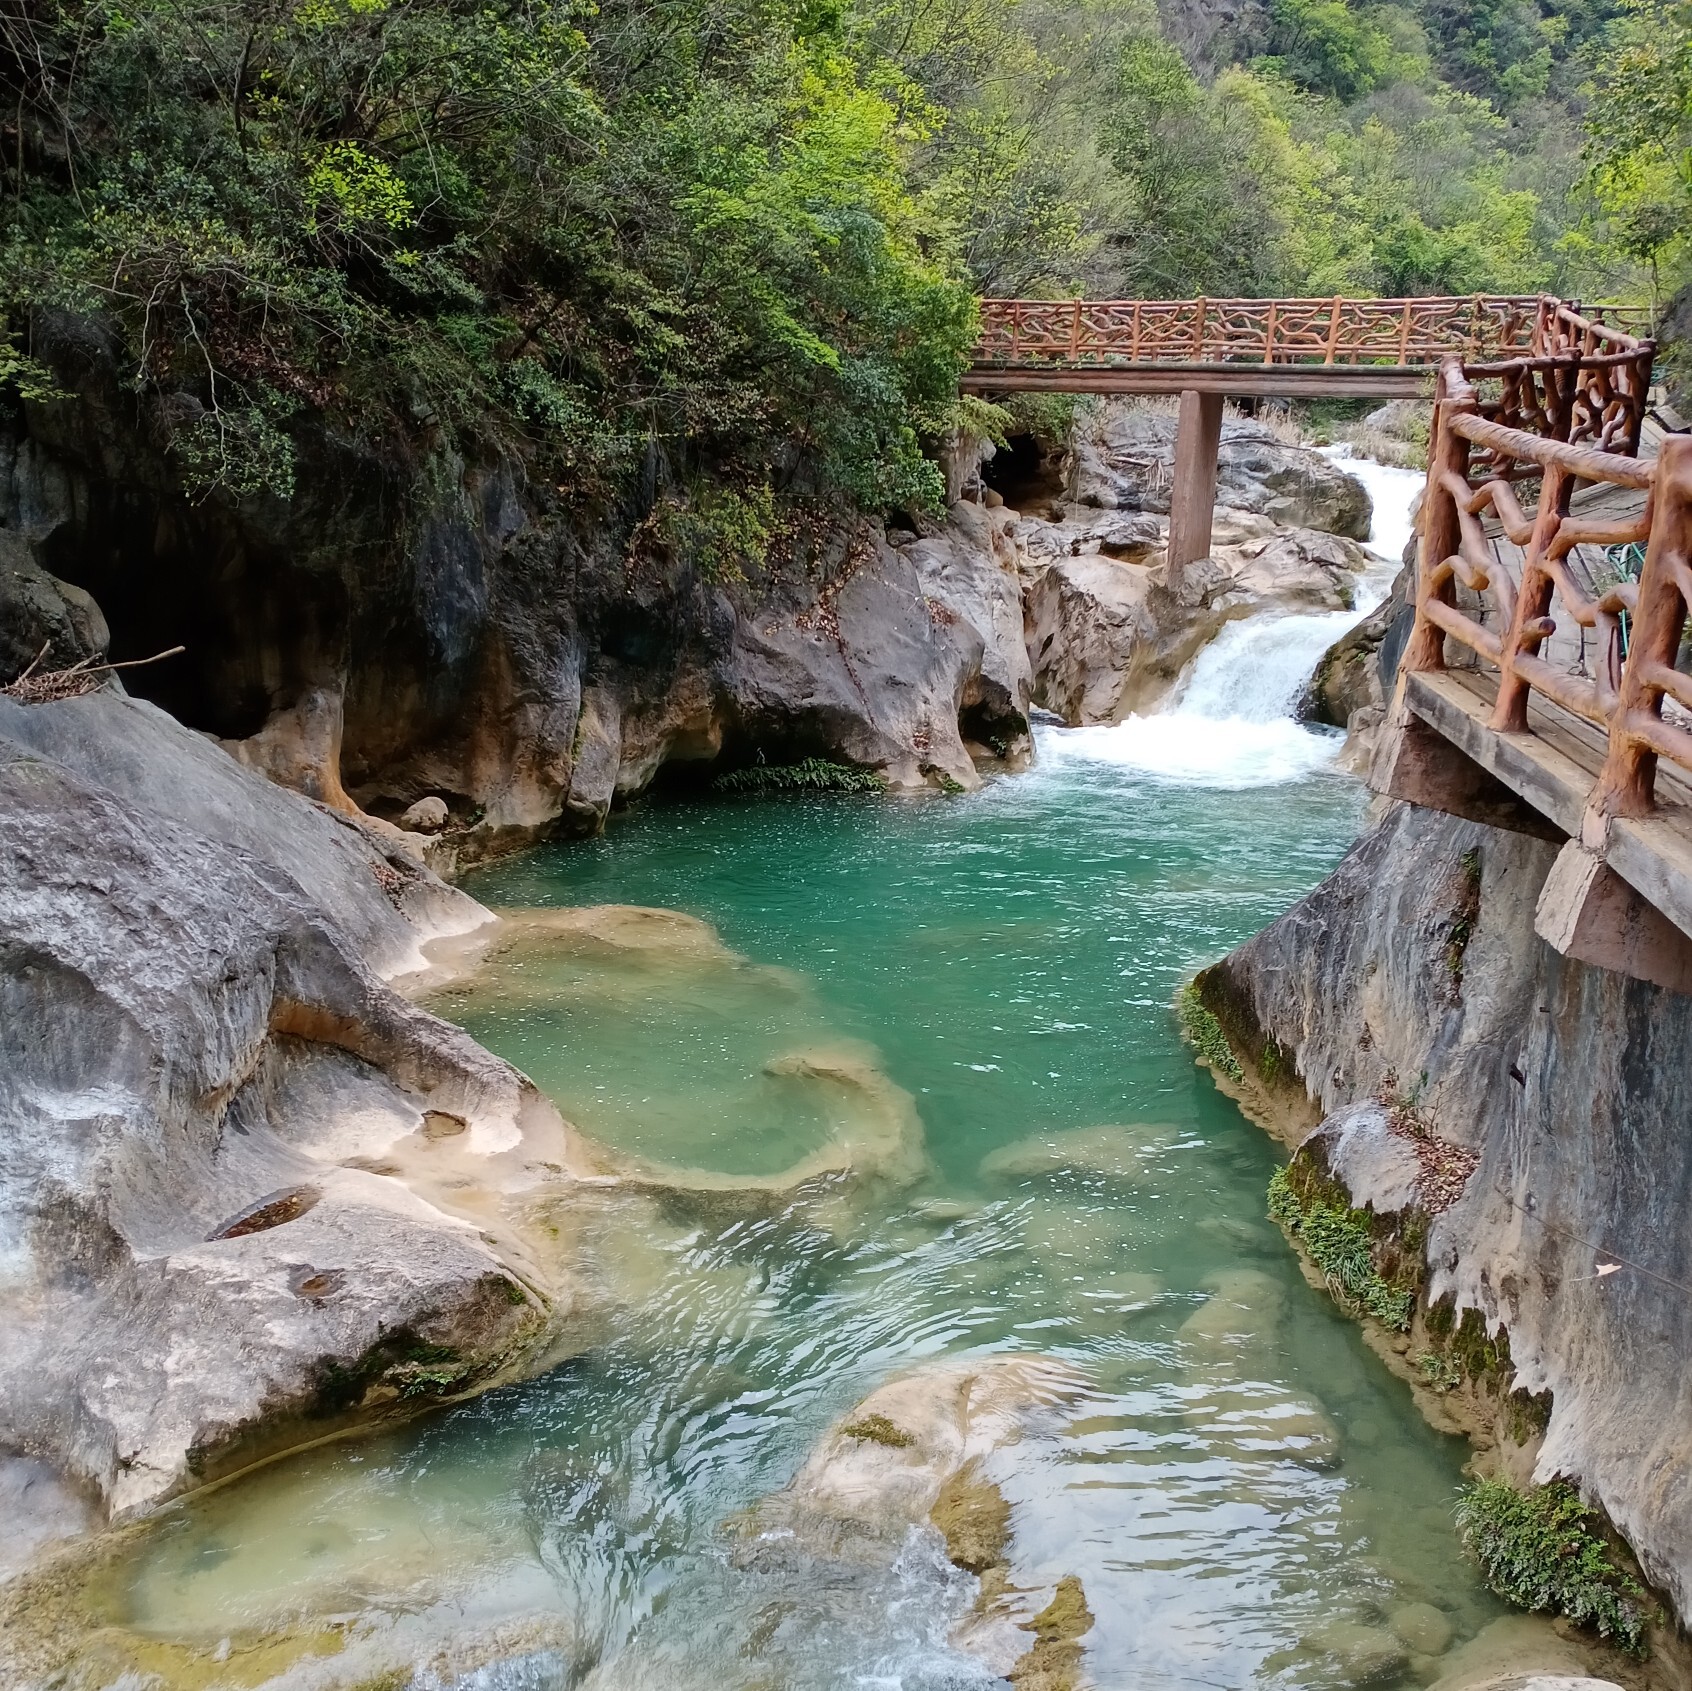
top-left (1019, 512), bottom-right (1369, 724)
top-left (0, 690), bottom-right (573, 1520)
top-left (1206, 798), bottom-right (1692, 1623)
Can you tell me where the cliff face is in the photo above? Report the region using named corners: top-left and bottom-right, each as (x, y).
top-left (4, 315), bottom-right (1036, 858)
top-left (1202, 799), bottom-right (1692, 1621)
top-left (5, 327), bottom-right (1374, 857)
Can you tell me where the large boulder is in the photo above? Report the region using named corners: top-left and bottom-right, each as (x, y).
top-left (0, 529), bottom-right (110, 684)
top-left (0, 689), bottom-right (581, 1521)
top-left (1303, 560), bottom-right (1413, 732)
top-left (1070, 400), bottom-right (1373, 538)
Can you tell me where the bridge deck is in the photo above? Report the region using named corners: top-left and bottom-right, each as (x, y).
top-left (961, 363), bottom-right (1433, 399)
top-left (1402, 668), bottom-right (1692, 946)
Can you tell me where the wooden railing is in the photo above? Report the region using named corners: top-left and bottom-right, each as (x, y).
top-left (972, 294), bottom-right (1646, 382)
top-left (1401, 304), bottom-right (1692, 833)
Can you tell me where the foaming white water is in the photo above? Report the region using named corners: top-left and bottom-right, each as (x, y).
top-left (1042, 448), bottom-right (1424, 788)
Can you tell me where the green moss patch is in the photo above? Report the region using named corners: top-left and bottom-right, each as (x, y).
top-left (1267, 1166), bottom-right (1414, 1330)
top-left (1456, 1477), bottom-right (1651, 1655)
top-left (712, 759), bottom-right (886, 797)
top-left (1177, 983), bottom-right (1243, 1082)
top-left (1011, 1575), bottom-right (1094, 1689)
top-left (930, 1460), bottom-right (1011, 1574)
top-left (838, 1412), bottom-right (915, 1448)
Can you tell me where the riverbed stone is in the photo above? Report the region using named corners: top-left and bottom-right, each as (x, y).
top-left (979, 1122), bottom-right (1172, 1182)
top-left (1422, 1617), bottom-right (1596, 1689)
top-left (1303, 1619), bottom-right (1412, 1683)
top-left (1389, 1600), bottom-right (1455, 1656)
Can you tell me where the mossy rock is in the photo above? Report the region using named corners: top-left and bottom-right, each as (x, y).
top-left (838, 1412), bottom-right (914, 1448)
top-left (930, 1461), bottom-right (1011, 1574)
top-left (1011, 1575), bottom-right (1095, 1690)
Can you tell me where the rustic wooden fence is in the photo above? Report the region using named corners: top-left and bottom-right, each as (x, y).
top-left (1400, 306), bottom-right (1692, 834)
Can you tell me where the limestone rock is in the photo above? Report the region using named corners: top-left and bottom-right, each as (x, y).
top-left (979, 1122), bottom-right (1172, 1182)
top-left (1302, 559), bottom-right (1414, 736)
top-left (1208, 796), bottom-right (1692, 1621)
top-left (1301, 1619), bottom-right (1410, 1684)
top-left (0, 531), bottom-right (110, 685)
top-left (400, 794), bottom-right (450, 832)
top-left (745, 1355), bottom-right (1082, 1558)
top-left (1388, 1600), bottom-right (1455, 1656)
top-left (0, 691), bottom-right (580, 1523)
top-left (729, 510), bottom-right (1032, 792)
top-left (1423, 1616), bottom-right (1597, 1689)
top-left (1021, 520), bottom-right (1366, 725)
top-left (1070, 401), bottom-right (1373, 538)
top-left (1300, 1101), bottom-right (1425, 1215)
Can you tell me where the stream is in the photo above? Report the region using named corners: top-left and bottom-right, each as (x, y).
top-left (47, 453), bottom-right (1529, 1690)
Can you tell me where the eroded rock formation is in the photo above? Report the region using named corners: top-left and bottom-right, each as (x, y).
top-left (1198, 799), bottom-right (1692, 1627)
top-left (0, 688), bottom-right (585, 1519)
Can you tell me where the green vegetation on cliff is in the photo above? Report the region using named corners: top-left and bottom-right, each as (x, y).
top-left (1456, 1476), bottom-right (1651, 1654)
top-left (0, 0), bottom-right (1657, 528)
top-left (1268, 1164), bottom-right (1415, 1329)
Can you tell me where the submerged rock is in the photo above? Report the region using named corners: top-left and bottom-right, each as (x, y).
top-left (979, 1122), bottom-right (1173, 1182)
top-left (745, 1355), bottom-right (1082, 1561)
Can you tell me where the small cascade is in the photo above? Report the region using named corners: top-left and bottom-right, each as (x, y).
top-left (1041, 447), bottom-right (1422, 788)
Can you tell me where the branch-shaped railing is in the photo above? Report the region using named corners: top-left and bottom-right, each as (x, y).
top-left (973, 294), bottom-right (1578, 367)
top-left (1400, 302), bottom-right (1692, 837)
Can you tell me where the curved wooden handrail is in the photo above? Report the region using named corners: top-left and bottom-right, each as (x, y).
top-left (1397, 312), bottom-right (1692, 841)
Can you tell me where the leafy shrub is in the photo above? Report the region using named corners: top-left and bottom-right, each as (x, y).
top-left (711, 758), bottom-right (884, 796)
top-left (1176, 983), bottom-right (1243, 1081)
top-left (1267, 1166), bottom-right (1414, 1329)
top-left (1456, 1478), bottom-right (1651, 1655)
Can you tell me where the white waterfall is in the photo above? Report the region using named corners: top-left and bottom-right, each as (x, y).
top-left (1040, 447), bottom-right (1422, 788)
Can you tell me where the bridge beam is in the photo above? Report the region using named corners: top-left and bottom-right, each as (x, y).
top-left (1168, 389), bottom-right (1224, 578)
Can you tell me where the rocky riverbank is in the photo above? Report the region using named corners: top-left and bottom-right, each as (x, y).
top-left (0, 377), bottom-right (1376, 1620)
top-left (1193, 792), bottom-right (1692, 1671)
top-left (5, 326), bottom-right (1371, 861)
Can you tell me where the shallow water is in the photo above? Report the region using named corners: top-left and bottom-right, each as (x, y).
top-left (61, 454), bottom-right (1523, 1690)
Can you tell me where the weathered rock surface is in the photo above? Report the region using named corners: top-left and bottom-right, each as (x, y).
top-left (1203, 798), bottom-right (1692, 1622)
top-left (0, 689), bottom-right (580, 1520)
top-left (1069, 401), bottom-right (1373, 539)
top-left (0, 529), bottom-right (109, 682)
top-left (5, 318), bottom-right (1035, 855)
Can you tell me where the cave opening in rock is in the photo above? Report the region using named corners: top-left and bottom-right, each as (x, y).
top-left (980, 432), bottom-right (1064, 510)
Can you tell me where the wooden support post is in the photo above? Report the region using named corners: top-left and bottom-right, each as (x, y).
top-left (1586, 434), bottom-right (1692, 842)
top-left (1167, 389), bottom-right (1224, 581)
top-left (1535, 841), bottom-right (1692, 995)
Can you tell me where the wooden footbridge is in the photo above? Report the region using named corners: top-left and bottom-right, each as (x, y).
top-left (964, 294), bottom-right (1655, 575)
top-left (968, 293), bottom-right (1692, 992)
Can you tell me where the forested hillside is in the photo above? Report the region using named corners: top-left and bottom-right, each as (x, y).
top-left (0, 0), bottom-right (1682, 534)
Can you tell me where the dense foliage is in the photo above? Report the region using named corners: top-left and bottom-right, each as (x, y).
top-left (0, 0), bottom-right (1659, 531)
top-left (1455, 1477), bottom-right (1651, 1653)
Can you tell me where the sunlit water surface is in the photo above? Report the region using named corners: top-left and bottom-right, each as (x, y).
top-left (92, 454), bottom-right (1518, 1691)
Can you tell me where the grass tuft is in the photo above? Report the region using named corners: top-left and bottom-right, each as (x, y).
top-left (1267, 1166), bottom-right (1414, 1329)
top-left (1456, 1477), bottom-right (1651, 1656)
top-left (1177, 983), bottom-right (1243, 1081)
top-left (712, 758), bottom-right (885, 797)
